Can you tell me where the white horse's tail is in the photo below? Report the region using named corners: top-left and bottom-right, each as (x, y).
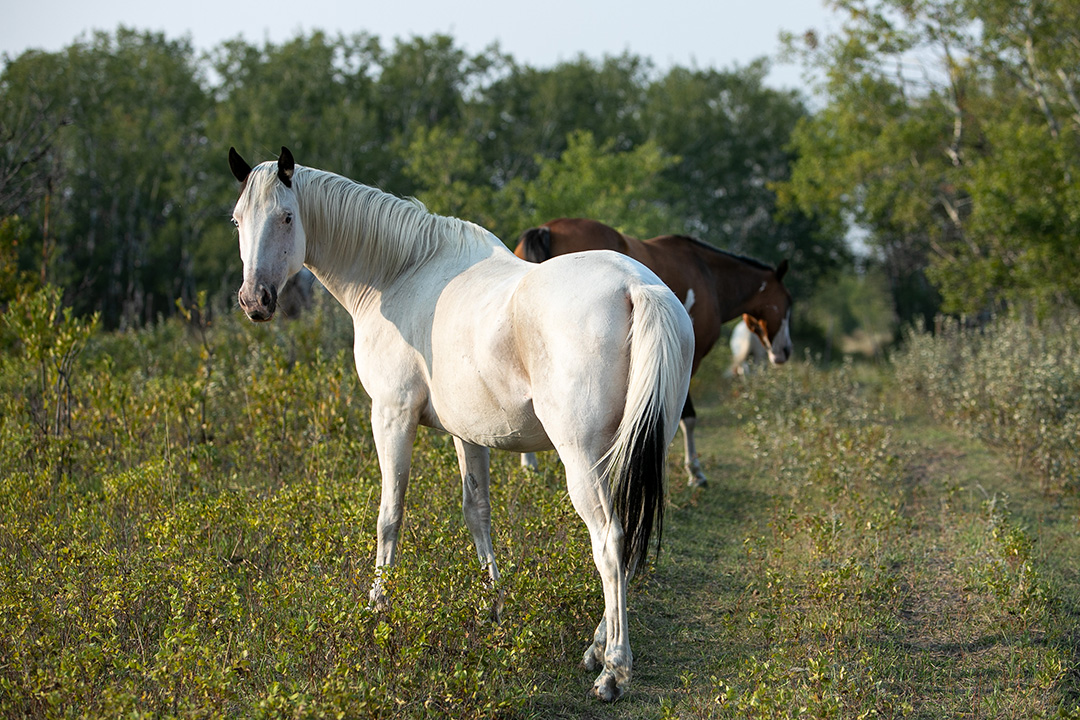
top-left (604, 283), bottom-right (690, 570)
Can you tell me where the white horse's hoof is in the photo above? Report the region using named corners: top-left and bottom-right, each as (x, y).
top-left (582, 645), bottom-right (603, 672)
top-left (368, 585), bottom-right (389, 611)
top-left (687, 474), bottom-right (708, 488)
top-left (590, 671), bottom-right (623, 702)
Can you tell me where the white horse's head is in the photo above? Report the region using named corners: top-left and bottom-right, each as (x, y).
top-left (766, 308), bottom-right (793, 365)
top-left (229, 146), bottom-right (306, 322)
top-left (742, 259), bottom-right (793, 365)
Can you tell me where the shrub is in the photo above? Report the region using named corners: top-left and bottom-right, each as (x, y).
top-left (893, 311), bottom-right (1080, 492)
top-left (0, 297), bottom-right (599, 718)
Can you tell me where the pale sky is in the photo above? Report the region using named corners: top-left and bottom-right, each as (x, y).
top-left (0, 0), bottom-right (836, 91)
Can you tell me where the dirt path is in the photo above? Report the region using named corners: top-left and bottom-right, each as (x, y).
top-left (523, 367), bottom-right (1080, 718)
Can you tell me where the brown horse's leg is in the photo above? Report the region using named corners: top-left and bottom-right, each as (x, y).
top-left (680, 395), bottom-right (707, 487)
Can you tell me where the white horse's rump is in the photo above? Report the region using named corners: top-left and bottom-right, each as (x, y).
top-left (228, 147), bottom-right (694, 701)
top-left (512, 218), bottom-right (793, 488)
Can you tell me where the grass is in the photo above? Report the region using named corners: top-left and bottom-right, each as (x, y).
top-left (2, 290), bottom-right (1080, 718)
top-left (525, 350), bottom-right (1080, 719)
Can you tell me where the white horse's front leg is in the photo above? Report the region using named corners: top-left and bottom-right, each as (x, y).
top-left (520, 452), bottom-right (539, 470)
top-left (369, 404), bottom-right (418, 609)
top-left (454, 438), bottom-right (503, 621)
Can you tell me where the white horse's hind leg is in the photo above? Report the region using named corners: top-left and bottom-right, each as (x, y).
top-left (560, 451), bottom-right (632, 702)
top-left (369, 404), bottom-right (418, 609)
top-left (520, 452), bottom-right (539, 470)
top-left (454, 438), bottom-right (503, 621)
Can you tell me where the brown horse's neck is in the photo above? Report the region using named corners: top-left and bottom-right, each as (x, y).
top-left (699, 247), bottom-right (775, 322)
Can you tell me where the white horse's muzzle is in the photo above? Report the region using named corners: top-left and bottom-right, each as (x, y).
top-left (238, 281), bottom-right (278, 322)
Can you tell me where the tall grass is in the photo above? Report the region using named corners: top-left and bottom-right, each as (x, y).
top-left (0, 289), bottom-right (597, 718)
top-left (660, 358), bottom-right (1080, 718)
top-left (3, 289), bottom-right (1080, 718)
top-left (893, 311), bottom-right (1080, 493)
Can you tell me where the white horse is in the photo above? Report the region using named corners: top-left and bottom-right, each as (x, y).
top-left (228, 147), bottom-right (694, 701)
top-left (728, 318), bottom-right (770, 377)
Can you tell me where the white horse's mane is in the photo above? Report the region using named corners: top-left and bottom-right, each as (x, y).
top-left (244, 162), bottom-right (489, 287)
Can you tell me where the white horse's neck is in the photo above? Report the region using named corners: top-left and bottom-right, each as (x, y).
top-left (291, 166), bottom-right (497, 313)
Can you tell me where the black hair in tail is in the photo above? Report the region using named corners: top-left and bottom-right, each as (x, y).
top-left (517, 226), bottom-right (553, 263)
top-left (613, 401), bottom-right (666, 569)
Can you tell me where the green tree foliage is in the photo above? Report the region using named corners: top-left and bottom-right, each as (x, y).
top-left (402, 128), bottom-right (678, 253)
top-left (805, 267), bottom-right (898, 358)
top-left (400, 123), bottom-right (501, 225)
top-left (200, 32), bottom-right (384, 297)
top-left (1, 27), bottom-right (828, 328)
top-left (513, 130), bottom-right (678, 239)
top-left (2, 28), bottom-right (211, 327)
top-left (777, 0), bottom-right (1080, 318)
top-left (207, 32), bottom-right (382, 178)
top-left (642, 60), bottom-right (850, 300)
top-left (0, 216), bottom-right (32, 309)
top-left (469, 53), bottom-right (653, 182)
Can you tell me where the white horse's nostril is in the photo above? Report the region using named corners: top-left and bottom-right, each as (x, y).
top-left (257, 283), bottom-right (277, 309)
top-left (238, 281), bottom-right (278, 321)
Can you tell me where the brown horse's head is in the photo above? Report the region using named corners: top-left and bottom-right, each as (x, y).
top-left (742, 259), bottom-right (792, 365)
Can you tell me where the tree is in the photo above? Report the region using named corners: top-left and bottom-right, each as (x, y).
top-left (777, 0), bottom-right (1080, 318)
top-left (207, 32), bottom-right (381, 178)
top-left (1, 28), bottom-right (212, 327)
top-left (202, 32), bottom-right (383, 300)
top-left (0, 51), bottom-right (70, 286)
top-left (468, 53), bottom-right (653, 188)
top-left (642, 60), bottom-right (848, 301)
top-left (399, 122), bottom-right (518, 237)
top-left (512, 129), bottom-right (678, 240)
top-left (1, 27), bottom-right (833, 330)
top-left (0, 65), bottom-right (69, 222)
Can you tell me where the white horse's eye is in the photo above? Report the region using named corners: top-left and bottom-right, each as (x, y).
top-left (231, 218), bottom-right (239, 228)
top-left (284, 213), bottom-right (292, 224)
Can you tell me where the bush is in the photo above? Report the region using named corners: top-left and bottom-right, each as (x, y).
top-left (893, 311), bottom-right (1080, 493)
top-left (0, 295), bottom-right (599, 718)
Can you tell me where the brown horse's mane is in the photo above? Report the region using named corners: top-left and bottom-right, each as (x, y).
top-left (663, 234), bottom-right (777, 273)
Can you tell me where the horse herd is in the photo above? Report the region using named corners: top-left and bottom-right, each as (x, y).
top-left (228, 147), bottom-right (792, 701)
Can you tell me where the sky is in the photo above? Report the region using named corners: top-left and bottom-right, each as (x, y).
top-left (0, 0), bottom-right (837, 92)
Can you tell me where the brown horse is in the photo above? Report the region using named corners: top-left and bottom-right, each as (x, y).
top-left (514, 217), bottom-right (792, 486)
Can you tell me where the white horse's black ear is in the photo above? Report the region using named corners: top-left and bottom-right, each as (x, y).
top-left (278, 146), bottom-right (295, 187)
top-left (229, 147), bottom-right (252, 183)
top-left (775, 259), bottom-right (789, 281)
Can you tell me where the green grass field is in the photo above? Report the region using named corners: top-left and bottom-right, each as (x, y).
top-left (2, 291), bottom-right (1079, 718)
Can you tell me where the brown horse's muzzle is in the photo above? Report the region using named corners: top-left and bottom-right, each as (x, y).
top-left (238, 282), bottom-right (277, 322)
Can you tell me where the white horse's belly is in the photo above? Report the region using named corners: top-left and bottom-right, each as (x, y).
top-left (426, 383), bottom-right (552, 451)
top-left (420, 261), bottom-right (556, 451)
top-left (465, 427), bottom-right (552, 452)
